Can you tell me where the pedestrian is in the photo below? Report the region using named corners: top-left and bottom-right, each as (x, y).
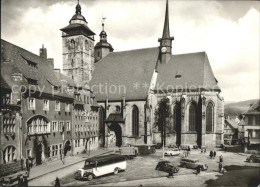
top-left (28, 156), bottom-right (33, 169)
top-left (219, 155), bottom-right (223, 163)
top-left (26, 158), bottom-right (30, 176)
top-left (213, 151), bottom-right (216, 158)
top-left (200, 148), bottom-right (203, 154)
top-left (224, 146), bottom-right (227, 152)
top-left (218, 162), bottom-right (223, 173)
top-left (168, 168), bottom-right (174, 178)
top-left (196, 165), bottom-right (201, 175)
top-left (55, 177), bottom-right (61, 187)
top-left (204, 148), bottom-right (206, 153)
top-left (209, 150), bottom-right (213, 158)
top-left (187, 146), bottom-right (191, 156)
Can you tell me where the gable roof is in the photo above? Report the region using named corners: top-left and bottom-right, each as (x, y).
top-left (244, 100), bottom-right (260, 115)
top-left (225, 118), bottom-right (238, 129)
top-left (1, 39), bottom-right (73, 100)
top-left (90, 47), bottom-right (160, 101)
top-left (155, 52), bottom-right (220, 92)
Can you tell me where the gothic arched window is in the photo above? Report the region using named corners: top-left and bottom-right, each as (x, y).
top-left (132, 105), bottom-right (139, 136)
top-left (189, 103), bottom-right (196, 132)
top-left (206, 102), bottom-right (214, 132)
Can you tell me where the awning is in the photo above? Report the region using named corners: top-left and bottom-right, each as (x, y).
top-left (105, 113), bottom-right (125, 123)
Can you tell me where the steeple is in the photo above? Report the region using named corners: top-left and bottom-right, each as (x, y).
top-left (158, 0), bottom-right (174, 64)
top-left (162, 0), bottom-right (170, 39)
top-left (94, 16), bottom-right (114, 62)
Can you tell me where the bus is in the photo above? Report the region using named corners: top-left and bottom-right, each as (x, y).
top-left (74, 154), bottom-right (126, 181)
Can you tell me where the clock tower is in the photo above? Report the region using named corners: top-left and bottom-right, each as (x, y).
top-left (158, 0), bottom-right (174, 64)
top-left (61, 1), bottom-right (95, 83)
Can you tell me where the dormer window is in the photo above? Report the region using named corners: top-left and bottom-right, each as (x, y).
top-left (27, 78), bottom-right (38, 85)
top-left (22, 56), bottom-right (37, 68)
top-left (175, 75), bottom-right (181, 79)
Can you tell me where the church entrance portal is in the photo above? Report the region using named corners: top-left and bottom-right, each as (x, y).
top-left (109, 123), bottom-right (122, 147)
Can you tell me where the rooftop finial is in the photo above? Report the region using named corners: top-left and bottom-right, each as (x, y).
top-left (76, 0), bottom-right (81, 14)
top-left (102, 14), bottom-right (106, 31)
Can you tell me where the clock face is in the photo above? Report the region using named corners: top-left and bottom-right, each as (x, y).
top-left (161, 47), bottom-right (167, 53)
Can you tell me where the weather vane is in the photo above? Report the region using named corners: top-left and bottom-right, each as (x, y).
top-left (102, 14), bottom-right (107, 31)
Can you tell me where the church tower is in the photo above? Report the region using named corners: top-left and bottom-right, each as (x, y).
top-left (158, 0), bottom-right (174, 64)
top-left (61, 1), bottom-right (95, 83)
top-left (94, 18), bottom-right (114, 62)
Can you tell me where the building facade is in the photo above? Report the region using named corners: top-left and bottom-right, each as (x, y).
top-left (238, 101), bottom-right (260, 151)
top-left (224, 116), bottom-right (238, 145)
top-left (1, 40), bottom-right (74, 166)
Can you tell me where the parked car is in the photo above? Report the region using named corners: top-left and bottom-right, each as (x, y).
top-left (164, 149), bottom-right (180, 156)
top-left (168, 144), bottom-right (178, 149)
top-left (246, 154), bottom-right (260, 163)
top-left (155, 161), bottom-right (179, 173)
top-left (155, 143), bottom-right (162, 149)
top-left (180, 145), bottom-right (190, 150)
top-left (180, 158), bottom-right (208, 170)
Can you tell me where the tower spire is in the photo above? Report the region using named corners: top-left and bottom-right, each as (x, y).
top-left (76, 0), bottom-right (81, 15)
top-left (162, 0), bottom-right (170, 38)
top-left (158, 0), bottom-right (174, 64)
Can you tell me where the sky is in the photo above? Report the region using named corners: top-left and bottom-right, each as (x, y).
top-left (1, 0), bottom-right (259, 102)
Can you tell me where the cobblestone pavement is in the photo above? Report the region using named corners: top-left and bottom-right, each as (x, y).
top-left (59, 148), bottom-right (259, 186)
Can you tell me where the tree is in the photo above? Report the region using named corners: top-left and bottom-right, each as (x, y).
top-left (154, 97), bottom-right (172, 146)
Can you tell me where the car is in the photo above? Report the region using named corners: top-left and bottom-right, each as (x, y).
top-left (155, 143), bottom-right (162, 149)
top-left (155, 161), bottom-right (179, 173)
top-left (246, 154), bottom-right (260, 163)
top-left (168, 144), bottom-right (178, 148)
top-left (164, 149), bottom-right (180, 156)
top-left (180, 158), bottom-right (208, 170)
top-left (180, 145), bottom-right (190, 150)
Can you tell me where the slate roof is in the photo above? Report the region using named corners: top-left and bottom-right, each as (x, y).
top-left (60, 24), bottom-right (95, 36)
top-left (244, 100), bottom-right (260, 115)
top-left (1, 39), bottom-right (73, 99)
top-left (90, 47), bottom-right (160, 101)
top-left (91, 47), bottom-right (220, 101)
top-left (225, 118), bottom-right (238, 129)
top-left (156, 52), bottom-right (220, 92)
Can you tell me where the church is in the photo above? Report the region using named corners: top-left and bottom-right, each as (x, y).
top-left (62, 0), bottom-right (224, 149)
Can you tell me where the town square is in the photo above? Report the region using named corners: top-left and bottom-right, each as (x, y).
top-left (0, 0), bottom-right (259, 186)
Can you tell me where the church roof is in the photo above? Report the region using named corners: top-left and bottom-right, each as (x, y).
top-left (90, 47), bottom-right (159, 101)
top-left (1, 39), bottom-right (73, 100)
top-left (155, 52), bottom-right (220, 92)
top-left (91, 47), bottom-right (220, 101)
top-left (95, 41), bottom-right (113, 50)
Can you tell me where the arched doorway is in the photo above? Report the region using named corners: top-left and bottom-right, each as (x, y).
top-left (64, 140), bottom-right (71, 156)
top-left (109, 123), bottom-right (122, 147)
top-left (35, 142), bottom-right (43, 165)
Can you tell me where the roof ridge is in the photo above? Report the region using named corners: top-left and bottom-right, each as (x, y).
top-left (113, 47), bottom-right (159, 53)
top-left (1, 39), bottom-right (42, 59)
top-left (172, 51), bottom-right (206, 56)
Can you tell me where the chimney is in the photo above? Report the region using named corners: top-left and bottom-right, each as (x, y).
top-left (47, 58), bottom-right (54, 69)
top-left (39, 44), bottom-right (47, 59)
